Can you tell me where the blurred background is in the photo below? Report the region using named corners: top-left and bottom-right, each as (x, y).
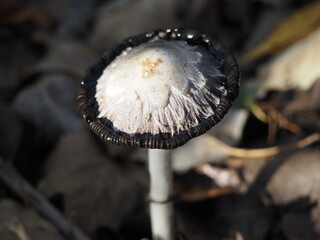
top-left (0, 0), bottom-right (320, 239)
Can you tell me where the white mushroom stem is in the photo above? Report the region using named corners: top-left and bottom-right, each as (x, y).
top-left (148, 149), bottom-right (174, 240)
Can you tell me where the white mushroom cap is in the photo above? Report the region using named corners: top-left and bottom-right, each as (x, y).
top-left (95, 39), bottom-right (226, 136)
top-left (78, 29), bottom-right (240, 149)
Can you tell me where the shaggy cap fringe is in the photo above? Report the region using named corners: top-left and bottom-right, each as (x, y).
top-left (78, 28), bottom-right (240, 149)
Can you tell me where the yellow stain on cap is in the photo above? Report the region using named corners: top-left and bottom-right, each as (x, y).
top-left (141, 57), bottom-right (163, 78)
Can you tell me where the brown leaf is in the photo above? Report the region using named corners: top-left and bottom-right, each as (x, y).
top-left (242, 1), bottom-right (320, 63)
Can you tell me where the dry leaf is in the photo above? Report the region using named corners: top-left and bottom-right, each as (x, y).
top-left (256, 28), bottom-right (320, 96)
top-left (242, 1), bottom-right (320, 63)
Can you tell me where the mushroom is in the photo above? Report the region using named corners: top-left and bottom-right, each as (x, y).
top-left (78, 28), bottom-right (240, 240)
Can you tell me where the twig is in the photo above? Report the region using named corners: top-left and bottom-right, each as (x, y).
top-left (177, 186), bottom-right (233, 202)
top-left (205, 133), bottom-right (320, 159)
top-left (0, 158), bottom-right (90, 240)
top-left (260, 103), bottom-right (302, 141)
top-left (267, 107), bottom-right (301, 134)
top-left (251, 104), bottom-right (268, 123)
top-left (267, 111), bottom-right (278, 143)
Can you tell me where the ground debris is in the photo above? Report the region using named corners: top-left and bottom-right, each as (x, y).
top-left (0, 199), bottom-right (64, 240)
